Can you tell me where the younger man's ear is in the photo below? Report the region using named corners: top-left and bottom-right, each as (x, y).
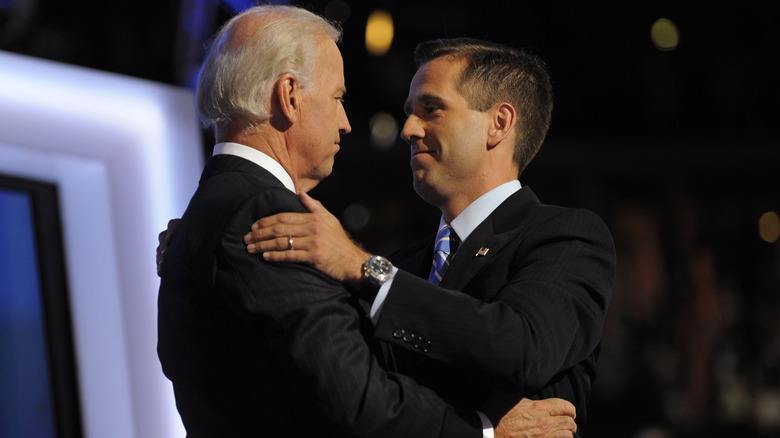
top-left (487, 102), bottom-right (516, 148)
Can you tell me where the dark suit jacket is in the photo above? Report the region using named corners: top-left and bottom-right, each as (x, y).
top-left (157, 154), bottom-right (482, 438)
top-left (377, 186), bottom-right (615, 435)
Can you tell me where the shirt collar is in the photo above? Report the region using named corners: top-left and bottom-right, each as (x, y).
top-left (212, 142), bottom-right (296, 193)
top-left (445, 180), bottom-right (522, 242)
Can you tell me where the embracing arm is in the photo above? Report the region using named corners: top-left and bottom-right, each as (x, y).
top-left (244, 191), bottom-right (372, 287)
top-left (376, 208), bottom-right (615, 392)
top-left (225, 190), bottom-right (587, 437)
top-left (243, 196), bottom-right (614, 393)
top-left (216, 192), bottom-right (483, 438)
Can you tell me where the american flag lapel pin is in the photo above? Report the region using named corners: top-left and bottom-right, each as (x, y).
top-left (476, 247), bottom-right (490, 257)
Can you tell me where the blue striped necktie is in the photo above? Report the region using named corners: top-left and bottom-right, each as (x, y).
top-left (428, 223), bottom-right (459, 285)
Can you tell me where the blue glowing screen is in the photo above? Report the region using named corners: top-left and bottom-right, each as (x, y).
top-left (0, 188), bottom-right (56, 438)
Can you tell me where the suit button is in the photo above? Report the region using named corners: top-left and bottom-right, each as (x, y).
top-left (393, 329), bottom-right (405, 339)
top-left (412, 337), bottom-right (423, 349)
top-left (422, 341), bottom-right (432, 353)
top-left (402, 332), bottom-right (415, 343)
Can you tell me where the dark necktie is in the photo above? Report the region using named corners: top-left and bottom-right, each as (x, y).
top-left (428, 223), bottom-right (459, 285)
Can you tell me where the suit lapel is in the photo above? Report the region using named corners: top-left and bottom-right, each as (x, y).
top-left (438, 187), bottom-right (541, 291)
top-left (439, 216), bottom-right (502, 290)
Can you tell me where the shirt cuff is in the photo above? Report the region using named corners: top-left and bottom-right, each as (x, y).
top-left (369, 267), bottom-right (397, 324)
top-left (477, 411), bottom-right (494, 438)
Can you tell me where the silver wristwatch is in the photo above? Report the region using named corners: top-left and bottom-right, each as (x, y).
top-left (362, 255), bottom-right (394, 287)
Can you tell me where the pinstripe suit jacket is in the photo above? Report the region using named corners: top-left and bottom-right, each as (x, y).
top-left (157, 154), bottom-right (482, 438)
top-left (378, 187), bottom-right (616, 436)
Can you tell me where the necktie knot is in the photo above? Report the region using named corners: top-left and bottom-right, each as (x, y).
top-left (428, 223), bottom-right (458, 285)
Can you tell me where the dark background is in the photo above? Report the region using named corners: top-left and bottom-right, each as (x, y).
top-left (3, 0), bottom-right (779, 436)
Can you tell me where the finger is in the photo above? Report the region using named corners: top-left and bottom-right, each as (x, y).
top-left (261, 247), bottom-right (315, 263)
top-left (300, 192), bottom-right (340, 225)
top-left (250, 214), bottom-right (283, 230)
top-left (244, 222), bottom-right (309, 246)
top-left (540, 398), bottom-right (576, 419)
top-left (299, 191), bottom-right (325, 214)
top-left (553, 416), bottom-right (577, 433)
top-left (244, 227), bottom-right (277, 245)
top-left (539, 416), bottom-right (576, 437)
top-left (246, 222), bottom-right (295, 243)
top-left (165, 219), bottom-right (180, 244)
top-left (247, 235), bottom-right (296, 254)
top-left (252, 212), bottom-right (318, 233)
top-left (156, 241), bottom-right (167, 276)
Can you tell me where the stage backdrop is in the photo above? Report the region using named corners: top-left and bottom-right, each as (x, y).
top-left (0, 50), bottom-right (203, 438)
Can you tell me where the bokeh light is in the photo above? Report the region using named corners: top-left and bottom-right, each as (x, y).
top-left (651, 18), bottom-right (679, 51)
top-left (759, 211), bottom-right (780, 243)
top-left (365, 9), bottom-right (394, 56)
top-left (369, 111), bottom-right (398, 149)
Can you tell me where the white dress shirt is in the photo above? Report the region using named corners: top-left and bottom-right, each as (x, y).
top-left (213, 142), bottom-right (296, 193)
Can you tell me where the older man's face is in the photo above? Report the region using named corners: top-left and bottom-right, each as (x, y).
top-left (290, 37), bottom-right (351, 190)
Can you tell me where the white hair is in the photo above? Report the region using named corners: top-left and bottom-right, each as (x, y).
top-left (196, 5), bottom-right (342, 130)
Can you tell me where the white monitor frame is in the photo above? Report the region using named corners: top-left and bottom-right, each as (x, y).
top-left (0, 50), bottom-right (203, 438)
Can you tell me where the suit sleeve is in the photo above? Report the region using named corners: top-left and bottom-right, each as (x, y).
top-left (215, 190), bottom-right (482, 438)
top-left (374, 208), bottom-right (615, 394)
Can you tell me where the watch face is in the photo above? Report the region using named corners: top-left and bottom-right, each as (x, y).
top-left (369, 257), bottom-right (392, 275)
top-left (365, 256), bottom-right (393, 284)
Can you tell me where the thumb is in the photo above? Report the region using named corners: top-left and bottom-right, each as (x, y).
top-left (299, 191), bottom-right (325, 214)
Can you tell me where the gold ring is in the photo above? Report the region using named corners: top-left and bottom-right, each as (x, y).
top-left (287, 236), bottom-right (294, 250)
